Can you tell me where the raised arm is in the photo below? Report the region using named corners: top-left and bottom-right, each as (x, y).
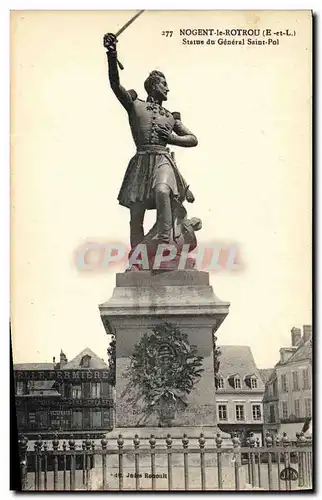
top-left (103, 33), bottom-right (136, 111)
top-left (167, 113), bottom-right (198, 147)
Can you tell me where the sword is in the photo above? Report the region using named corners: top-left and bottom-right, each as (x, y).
top-left (112, 10), bottom-right (145, 70)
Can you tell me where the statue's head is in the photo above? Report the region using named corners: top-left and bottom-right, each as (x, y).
top-left (190, 218), bottom-right (202, 231)
top-left (144, 70), bottom-right (169, 101)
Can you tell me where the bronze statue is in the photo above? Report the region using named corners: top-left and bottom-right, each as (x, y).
top-left (103, 33), bottom-right (199, 250)
top-left (128, 199), bottom-right (202, 271)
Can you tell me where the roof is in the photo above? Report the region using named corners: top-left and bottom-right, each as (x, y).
top-left (287, 338), bottom-right (312, 364)
top-left (259, 368), bottom-right (275, 384)
top-left (217, 345), bottom-right (265, 391)
top-left (62, 347), bottom-right (108, 370)
top-left (275, 337), bottom-right (312, 367)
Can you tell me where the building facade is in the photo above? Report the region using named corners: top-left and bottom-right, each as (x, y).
top-left (215, 346), bottom-right (265, 445)
top-left (14, 348), bottom-right (114, 439)
top-left (262, 325), bottom-right (312, 441)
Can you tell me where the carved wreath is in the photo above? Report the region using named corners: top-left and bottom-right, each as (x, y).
top-left (125, 322), bottom-right (204, 418)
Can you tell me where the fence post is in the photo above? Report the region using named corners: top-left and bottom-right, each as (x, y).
top-left (182, 433), bottom-right (189, 491)
top-left (281, 432), bottom-right (291, 490)
top-left (62, 441), bottom-right (67, 490)
top-left (69, 435), bottom-right (76, 491)
top-left (215, 433), bottom-right (222, 490)
top-left (232, 433), bottom-right (241, 491)
top-left (249, 432), bottom-right (256, 487)
top-left (149, 434), bottom-right (157, 491)
top-left (133, 434), bottom-right (140, 491)
top-left (85, 434), bottom-right (91, 490)
top-left (275, 436), bottom-right (281, 490)
top-left (52, 434), bottom-right (59, 491)
top-left (117, 434), bottom-right (124, 491)
top-left (166, 434), bottom-right (173, 491)
top-left (101, 436), bottom-right (108, 490)
top-left (256, 437), bottom-right (262, 488)
top-left (18, 434), bottom-right (28, 491)
top-left (35, 435), bottom-right (43, 491)
top-left (265, 433), bottom-right (273, 491)
top-left (297, 432), bottom-right (306, 488)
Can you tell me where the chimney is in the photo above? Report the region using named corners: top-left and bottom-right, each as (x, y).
top-left (291, 327), bottom-right (301, 347)
top-left (60, 349), bottom-right (68, 368)
top-left (280, 347), bottom-right (296, 364)
top-left (303, 325), bottom-right (312, 343)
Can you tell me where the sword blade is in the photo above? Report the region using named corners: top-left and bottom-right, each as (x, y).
top-left (115, 10), bottom-right (145, 38)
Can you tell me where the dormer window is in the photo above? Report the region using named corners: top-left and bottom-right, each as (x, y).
top-left (80, 354), bottom-right (91, 368)
top-left (234, 377), bottom-right (241, 389)
top-left (251, 377), bottom-right (258, 389)
top-left (215, 375), bottom-right (224, 389)
top-left (228, 374), bottom-right (242, 389)
top-left (245, 374), bottom-right (258, 389)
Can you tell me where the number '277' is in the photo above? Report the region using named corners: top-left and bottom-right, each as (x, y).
top-left (162, 31), bottom-right (173, 37)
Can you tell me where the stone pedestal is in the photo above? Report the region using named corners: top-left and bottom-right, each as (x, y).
top-left (99, 270), bottom-right (229, 429)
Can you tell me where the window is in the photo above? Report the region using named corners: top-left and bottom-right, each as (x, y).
top-left (72, 385), bottom-right (82, 399)
top-left (294, 399), bottom-right (300, 418)
top-left (252, 404), bottom-right (262, 421)
top-left (91, 409), bottom-right (102, 428)
top-left (305, 398), bottom-right (312, 418)
top-left (273, 380), bottom-right (278, 396)
top-left (282, 401), bottom-right (288, 419)
top-left (16, 381), bottom-right (25, 395)
top-left (236, 405), bottom-right (245, 421)
top-left (72, 410), bottom-right (83, 429)
top-left (303, 368), bottom-right (310, 389)
top-left (216, 376), bottom-right (224, 389)
top-left (269, 405), bottom-right (275, 423)
top-left (292, 371), bottom-right (299, 391)
top-left (81, 355), bottom-right (91, 368)
top-left (234, 378), bottom-right (241, 389)
top-left (91, 382), bottom-right (101, 398)
top-left (217, 405), bottom-right (227, 421)
top-left (281, 374), bottom-right (288, 392)
top-left (251, 377), bottom-right (258, 389)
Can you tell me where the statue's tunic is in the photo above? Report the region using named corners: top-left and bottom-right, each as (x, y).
top-left (108, 53), bottom-right (188, 210)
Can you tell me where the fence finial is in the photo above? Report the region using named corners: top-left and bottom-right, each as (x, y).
top-left (297, 431), bottom-right (306, 447)
top-left (36, 435), bottom-right (43, 451)
top-left (215, 433), bottom-right (222, 449)
top-left (101, 436), bottom-right (108, 450)
top-left (69, 435), bottom-right (75, 450)
top-left (117, 434), bottom-right (124, 450)
top-left (199, 432), bottom-right (206, 449)
top-left (62, 441), bottom-right (67, 451)
top-left (182, 433), bottom-right (189, 449)
top-left (52, 434), bottom-right (59, 451)
top-left (256, 436), bottom-right (260, 447)
top-left (281, 432), bottom-right (290, 448)
top-left (249, 432), bottom-right (256, 448)
top-left (149, 434), bottom-right (156, 449)
top-left (85, 434), bottom-right (91, 451)
top-left (265, 433), bottom-right (273, 448)
top-left (18, 435), bottom-right (28, 453)
top-left (166, 434), bottom-right (172, 449)
top-left (232, 433), bottom-right (240, 448)
top-left (133, 434), bottom-right (140, 449)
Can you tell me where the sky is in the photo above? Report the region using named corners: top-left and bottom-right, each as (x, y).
top-left (11, 10), bottom-right (312, 368)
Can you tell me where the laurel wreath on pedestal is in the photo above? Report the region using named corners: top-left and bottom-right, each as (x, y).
top-left (125, 322), bottom-right (204, 426)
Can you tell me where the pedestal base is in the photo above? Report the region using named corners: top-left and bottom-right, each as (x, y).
top-left (99, 270), bottom-right (230, 429)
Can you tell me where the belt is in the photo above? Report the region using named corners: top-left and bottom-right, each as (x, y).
top-left (136, 144), bottom-right (169, 154)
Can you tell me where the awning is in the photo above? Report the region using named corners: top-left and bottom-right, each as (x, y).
top-left (279, 422), bottom-right (306, 441)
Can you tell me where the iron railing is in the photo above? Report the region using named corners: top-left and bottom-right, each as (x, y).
top-left (18, 431), bottom-right (313, 491)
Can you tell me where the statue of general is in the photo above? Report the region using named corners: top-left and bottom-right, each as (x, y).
top-left (103, 33), bottom-right (198, 250)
